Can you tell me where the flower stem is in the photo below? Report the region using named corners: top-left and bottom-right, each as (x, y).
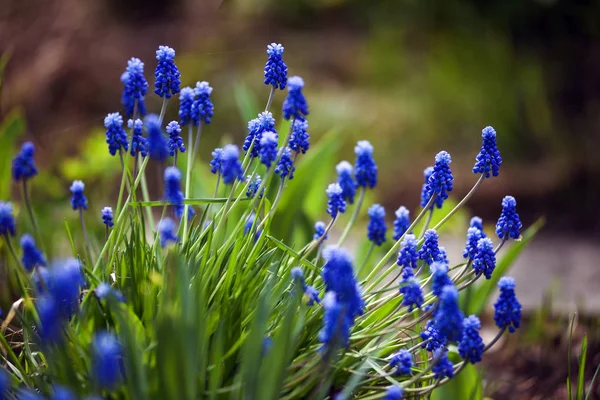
top-left (357, 243), bottom-right (375, 279)
top-left (265, 86), bottom-right (275, 112)
top-left (192, 122), bottom-right (203, 166)
top-left (182, 125), bottom-right (194, 246)
top-left (419, 208), bottom-right (434, 239)
top-left (21, 180), bottom-right (44, 251)
top-left (158, 98), bottom-right (168, 124)
top-left (79, 208), bottom-right (91, 262)
top-left (257, 178), bottom-right (286, 231)
top-left (337, 187), bottom-right (366, 247)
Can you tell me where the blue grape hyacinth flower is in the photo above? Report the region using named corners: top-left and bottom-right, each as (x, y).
top-left (101, 207), bottom-right (114, 228)
top-left (314, 221), bottom-right (328, 241)
top-left (220, 145), bottom-right (244, 184)
top-left (164, 167), bottom-right (184, 206)
top-left (463, 227), bottom-right (483, 260)
top-left (418, 229), bottom-right (441, 265)
top-left (12, 142), bottom-right (38, 182)
top-left (494, 277), bottom-right (521, 333)
top-left (470, 216), bottom-right (485, 235)
top-left (383, 386), bottom-right (404, 400)
top-left (354, 140), bottom-right (377, 188)
top-left (431, 262), bottom-right (453, 298)
top-left (420, 320), bottom-right (446, 351)
top-left (128, 118), bottom-right (148, 157)
top-left (432, 349), bottom-right (454, 380)
top-left (191, 81), bottom-right (214, 125)
top-left (434, 285), bottom-right (464, 342)
top-left (104, 113), bottom-right (129, 156)
top-left (20, 234), bottom-right (45, 272)
top-left (52, 386), bottom-right (76, 400)
top-left (282, 76), bottom-right (309, 120)
top-left (0, 364), bottom-right (9, 395)
top-left (210, 148), bottom-right (223, 174)
top-left (166, 121), bottom-right (185, 156)
top-left (154, 46), bottom-right (181, 99)
top-left (0, 202), bottom-right (16, 237)
top-left (259, 131), bottom-right (279, 168)
top-left (158, 218), bottom-right (178, 248)
top-left (289, 118), bottom-right (310, 154)
top-left (145, 114), bottom-right (169, 162)
top-left (423, 151), bottom-right (454, 209)
top-left (393, 206), bottom-right (410, 241)
top-left (390, 350), bottom-right (413, 376)
top-left (95, 282), bottom-right (125, 303)
top-left (397, 234), bottom-right (418, 279)
top-left (400, 277), bottom-right (423, 311)
top-left (326, 183), bottom-right (347, 218)
top-left (92, 332), bottom-right (123, 390)
top-left (473, 237), bottom-right (496, 279)
top-left (367, 204), bottom-right (387, 246)
top-left (121, 57), bottom-right (148, 118)
top-left (495, 195), bottom-right (522, 240)
top-left (419, 166), bottom-right (435, 208)
top-left (47, 259), bottom-right (85, 318)
top-left (319, 292), bottom-right (351, 349)
top-left (322, 246), bottom-right (364, 322)
top-left (458, 315), bottom-right (485, 364)
top-left (473, 126), bottom-right (502, 178)
top-left (246, 175), bottom-right (264, 199)
top-left (70, 180), bottom-right (88, 210)
top-left (264, 43), bottom-right (288, 90)
top-left (336, 161), bottom-right (357, 204)
top-left (178, 87), bottom-right (195, 126)
top-left (36, 295), bottom-right (63, 344)
top-left (243, 112), bottom-right (276, 158)
top-left (275, 147), bottom-right (295, 180)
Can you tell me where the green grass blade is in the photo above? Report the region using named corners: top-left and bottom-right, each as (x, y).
top-left (577, 334), bottom-right (588, 400)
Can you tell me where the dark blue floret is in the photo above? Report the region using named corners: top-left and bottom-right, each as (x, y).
top-left (305, 285), bottom-right (320, 306)
top-left (469, 216), bottom-right (486, 237)
top-left (220, 145), bottom-right (244, 184)
top-left (494, 277), bottom-right (521, 333)
top-left (128, 119), bottom-right (148, 157)
top-left (418, 229), bottom-right (441, 265)
top-left (178, 87), bottom-right (195, 126)
top-left (158, 218), bottom-right (178, 248)
top-left (289, 118), bottom-right (310, 154)
top-left (20, 234), bottom-right (45, 272)
top-left (70, 180), bottom-right (88, 210)
top-left (92, 331), bottom-right (123, 390)
top-left (164, 167), bottom-right (184, 206)
top-left (463, 227), bottom-right (483, 260)
top-left (0, 366), bottom-right (9, 396)
top-left (36, 295), bottom-right (63, 344)
top-left (53, 385), bottom-right (77, 400)
top-left (473, 238), bottom-right (496, 279)
top-left (393, 206), bottom-right (411, 241)
top-left (336, 161), bottom-right (357, 204)
top-left (154, 46), bottom-right (181, 99)
top-left (326, 183), bottom-right (347, 218)
top-left (282, 76), bottom-right (309, 120)
top-left (104, 113), bottom-right (129, 156)
top-left (495, 196), bottom-right (522, 240)
top-left (459, 315), bottom-right (484, 364)
top-left (275, 147), bottom-right (295, 180)
top-left (246, 175), bottom-right (264, 199)
top-left (191, 81), bottom-right (214, 125)
top-left (45, 259), bottom-right (85, 318)
top-left (12, 142), bottom-right (38, 181)
top-left (243, 214), bottom-right (262, 243)
top-left (383, 386), bottom-right (403, 400)
top-left (431, 262), bottom-right (453, 297)
top-left (95, 282), bottom-right (125, 303)
top-left (145, 114), bottom-right (169, 162)
top-left (433, 286), bottom-right (464, 342)
top-left (419, 167), bottom-right (437, 208)
top-left (259, 131), bottom-right (279, 168)
top-left (423, 151), bottom-right (454, 209)
top-left (264, 43), bottom-right (288, 90)
top-left (420, 320), bottom-right (446, 351)
top-left (390, 350), bottom-right (413, 376)
top-left (101, 207), bottom-right (114, 228)
top-left (121, 57), bottom-right (148, 118)
top-left (397, 234), bottom-right (418, 279)
top-left (243, 112), bottom-right (276, 158)
top-left (473, 126), bottom-right (502, 178)
top-left (354, 141), bottom-right (377, 188)
top-left (210, 148), bottom-right (223, 174)
top-left (322, 246), bottom-right (364, 324)
top-left (367, 204), bottom-right (387, 246)
top-left (400, 277), bottom-right (423, 311)
top-left (319, 292), bottom-right (351, 349)
top-left (0, 202), bottom-right (16, 237)
top-left (314, 221), bottom-right (328, 241)
top-left (166, 121), bottom-right (185, 156)
top-left (432, 349), bottom-right (454, 380)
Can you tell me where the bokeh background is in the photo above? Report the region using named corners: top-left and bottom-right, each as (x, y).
top-left (2, 0), bottom-right (600, 398)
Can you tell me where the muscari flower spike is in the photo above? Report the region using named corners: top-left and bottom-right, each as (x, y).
top-left (282, 76), bottom-right (309, 120)
top-left (164, 167), bottom-right (184, 207)
top-left (390, 350), bottom-right (413, 376)
top-left (220, 145), bottom-right (244, 185)
top-left (367, 204), bottom-right (387, 246)
top-left (400, 277), bottom-right (423, 311)
top-left (463, 227), bottom-right (483, 260)
top-left (191, 81), bottom-right (214, 125)
top-left (44, 259), bottom-right (85, 318)
top-left (275, 147), bottom-right (295, 180)
top-left (246, 175), bottom-right (264, 199)
top-left (291, 267), bottom-right (320, 306)
top-left (314, 221), bottom-right (328, 241)
top-left (336, 161), bottom-right (357, 205)
top-left (423, 151), bottom-right (454, 209)
top-left (469, 216), bottom-right (486, 237)
top-left (397, 234), bottom-right (418, 279)
top-left (243, 214), bottom-right (262, 243)
top-left (53, 385), bottom-right (76, 400)
top-left (434, 285), bottom-right (464, 342)
top-left (289, 118), bottom-right (310, 154)
top-left (431, 262), bottom-right (453, 298)
top-left (458, 315), bottom-right (485, 364)
top-left (473, 126), bottom-right (502, 178)
top-left (12, 141), bottom-right (38, 182)
top-left (92, 331), bottom-right (123, 390)
top-left (319, 292), bottom-right (351, 349)
top-left (178, 87), bottom-right (195, 127)
top-left (0, 202), bottom-right (16, 237)
top-left (496, 195), bottom-right (522, 240)
top-left (210, 148), bottom-right (223, 174)
top-left (383, 386), bottom-right (404, 400)
top-left (36, 295), bottom-right (63, 344)
top-left (166, 121), bottom-right (185, 156)
top-left (95, 282), bottom-right (125, 303)
top-left (264, 43), bottom-right (288, 90)
top-left (420, 320), bottom-right (445, 351)
top-left (145, 114), bottom-right (169, 162)
top-left (70, 180), bottom-right (88, 210)
top-left (20, 234), bottom-right (45, 272)
top-left (158, 218), bottom-right (178, 248)
top-left (102, 206), bottom-right (114, 228)
top-left (418, 229), bottom-right (441, 265)
top-left (432, 349), bottom-right (454, 380)
top-left (419, 166), bottom-right (436, 208)
top-left (121, 57), bottom-right (148, 118)
top-left (473, 237), bottom-right (496, 279)
top-left (243, 112), bottom-right (276, 158)
top-left (354, 140), bottom-right (378, 189)
top-left (104, 112), bottom-right (129, 156)
top-left (494, 277), bottom-right (521, 333)
top-left (128, 118), bottom-right (148, 157)
top-left (393, 206), bottom-right (411, 241)
top-left (0, 366), bottom-right (9, 396)
top-left (154, 45), bottom-right (181, 99)
top-left (322, 246), bottom-right (364, 323)
top-left (326, 183), bottom-right (347, 218)
top-left (259, 131), bottom-right (279, 168)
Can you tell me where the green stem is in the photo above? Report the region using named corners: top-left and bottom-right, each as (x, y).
top-left (357, 243), bottom-right (375, 279)
top-left (158, 98), bottom-right (168, 124)
top-left (337, 187), bottom-right (366, 246)
top-left (182, 125), bottom-right (194, 246)
top-left (419, 208), bottom-right (434, 239)
top-left (21, 180), bottom-right (44, 252)
top-left (79, 208), bottom-right (92, 263)
top-left (265, 86), bottom-right (275, 112)
top-left (257, 178), bottom-right (285, 231)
